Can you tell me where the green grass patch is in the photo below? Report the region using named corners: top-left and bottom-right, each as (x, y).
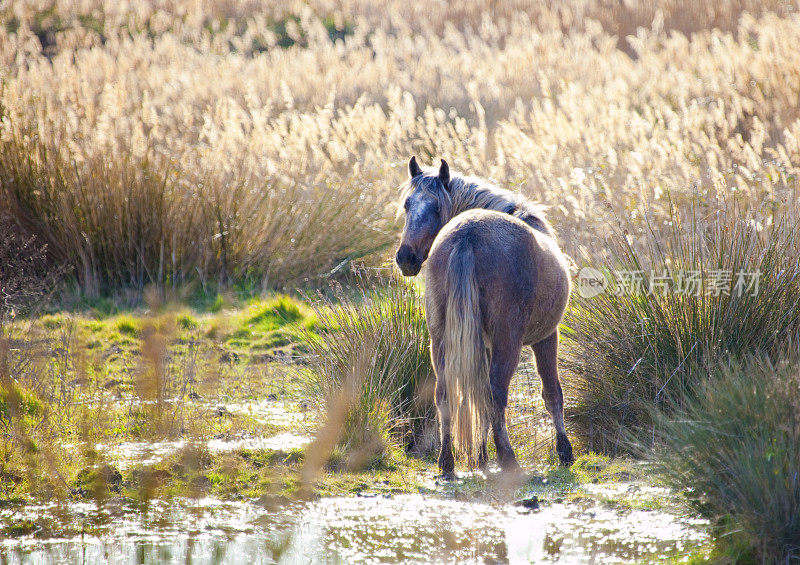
top-left (570, 452), bottom-right (638, 483)
top-left (82, 320), bottom-right (106, 333)
top-left (39, 314), bottom-right (66, 330)
top-left (209, 294), bottom-right (226, 313)
top-left (114, 316), bottom-right (140, 337)
top-left (244, 295), bottom-right (307, 332)
top-left (176, 312), bottom-right (198, 330)
top-left (0, 386), bottom-right (43, 423)
top-left (225, 295), bottom-right (317, 354)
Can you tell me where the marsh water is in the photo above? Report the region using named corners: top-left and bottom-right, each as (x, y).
top-left (1, 367), bottom-right (710, 564)
top-left (1, 393), bottom-right (711, 564)
top-left (1, 483), bottom-right (707, 564)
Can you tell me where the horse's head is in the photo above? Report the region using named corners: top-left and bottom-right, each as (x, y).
top-left (396, 156), bottom-right (451, 277)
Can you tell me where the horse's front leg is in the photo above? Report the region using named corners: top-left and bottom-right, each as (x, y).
top-left (532, 332), bottom-right (574, 466)
top-left (435, 377), bottom-right (455, 479)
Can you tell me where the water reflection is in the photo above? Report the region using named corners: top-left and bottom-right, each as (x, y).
top-left (0, 493), bottom-right (707, 564)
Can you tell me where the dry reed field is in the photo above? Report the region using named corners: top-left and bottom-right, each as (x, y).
top-left (2, 0), bottom-right (800, 562)
top-left (2, 0), bottom-right (800, 291)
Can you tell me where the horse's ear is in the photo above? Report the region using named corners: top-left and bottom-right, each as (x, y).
top-left (408, 156), bottom-right (422, 178)
top-left (439, 159), bottom-right (450, 190)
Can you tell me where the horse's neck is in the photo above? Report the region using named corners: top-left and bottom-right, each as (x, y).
top-left (449, 186), bottom-right (515, 220)
top-left (451, 184), bottom-right (553, 236)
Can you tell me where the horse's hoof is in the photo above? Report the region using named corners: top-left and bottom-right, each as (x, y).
top-left (499, 459), bottom-right (522, 475)
top-left (556, 433), bottom-right (574, 466)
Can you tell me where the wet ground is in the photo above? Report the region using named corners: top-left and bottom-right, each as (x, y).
top-left (87, 399), bottom-right (314, 471)
top-left (0, 477), bottom-right (708, 564)
top-left (0, 355), bottom-right (711, 563)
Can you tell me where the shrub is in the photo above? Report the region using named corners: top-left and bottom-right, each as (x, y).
top-left (0, 128), bottom-right (395, 295)
top-left (307, 272), bottom-right (436, 469)
top-left (0, 220), bottom-right (60, 325)
top-left (653, 354), bottom-right (800, 564)
top-left (563, 204), bottom-right (800, 453)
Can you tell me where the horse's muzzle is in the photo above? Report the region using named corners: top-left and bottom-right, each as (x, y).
top-left (396, 245), bottom-right (422, 277)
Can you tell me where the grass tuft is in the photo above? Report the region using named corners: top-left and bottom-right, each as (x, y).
top-left (245, 296), bottom-right (305, 333)
top-left (176, 313), bottom-right (198, 331)
top-left (307, 272), bottom-right (436, 470)
top-left (564, 205), bottom-right (800, 453)
top-left (654, 353), bottom-right (800, 564)
top-left (115, 316), bottom-right (140, 337)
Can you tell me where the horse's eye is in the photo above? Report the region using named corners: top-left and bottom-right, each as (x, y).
top-left (404, 198), bottom-right (410, 211)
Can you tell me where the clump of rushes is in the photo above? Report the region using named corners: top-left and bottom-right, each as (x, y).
top-left (306, 272), bottom-right (436, 471)
top-left (653, 353), bottom-right (800, 564)
top-left (563, 204), bottom-right (800, 453)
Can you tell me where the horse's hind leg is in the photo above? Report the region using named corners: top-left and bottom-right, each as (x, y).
top-left (532, 332), bottom-right (574, 465)
top-left (477, 422), bottom-right (490, 470)
top-left (489, 340), bottom-right (523, 473)
top-left (431, 339), bottom-right (455, 479)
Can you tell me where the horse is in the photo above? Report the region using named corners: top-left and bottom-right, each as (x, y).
top-left (395, 156), bottom-right (574, 477)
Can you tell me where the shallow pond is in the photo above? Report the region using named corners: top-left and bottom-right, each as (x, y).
top-left (95, 432), bottom-right (312, 471)
top-left (1, 490), bottom-right (707, 564)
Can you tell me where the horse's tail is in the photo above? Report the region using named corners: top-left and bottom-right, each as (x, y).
top-left (443, 238), bottom-right (491, 465)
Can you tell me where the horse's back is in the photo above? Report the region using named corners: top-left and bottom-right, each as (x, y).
top-left (425, 209), bottom-right (570, 346)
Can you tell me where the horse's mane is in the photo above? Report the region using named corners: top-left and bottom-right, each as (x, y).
top-left (400, 167), bottom-right (554, 237)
